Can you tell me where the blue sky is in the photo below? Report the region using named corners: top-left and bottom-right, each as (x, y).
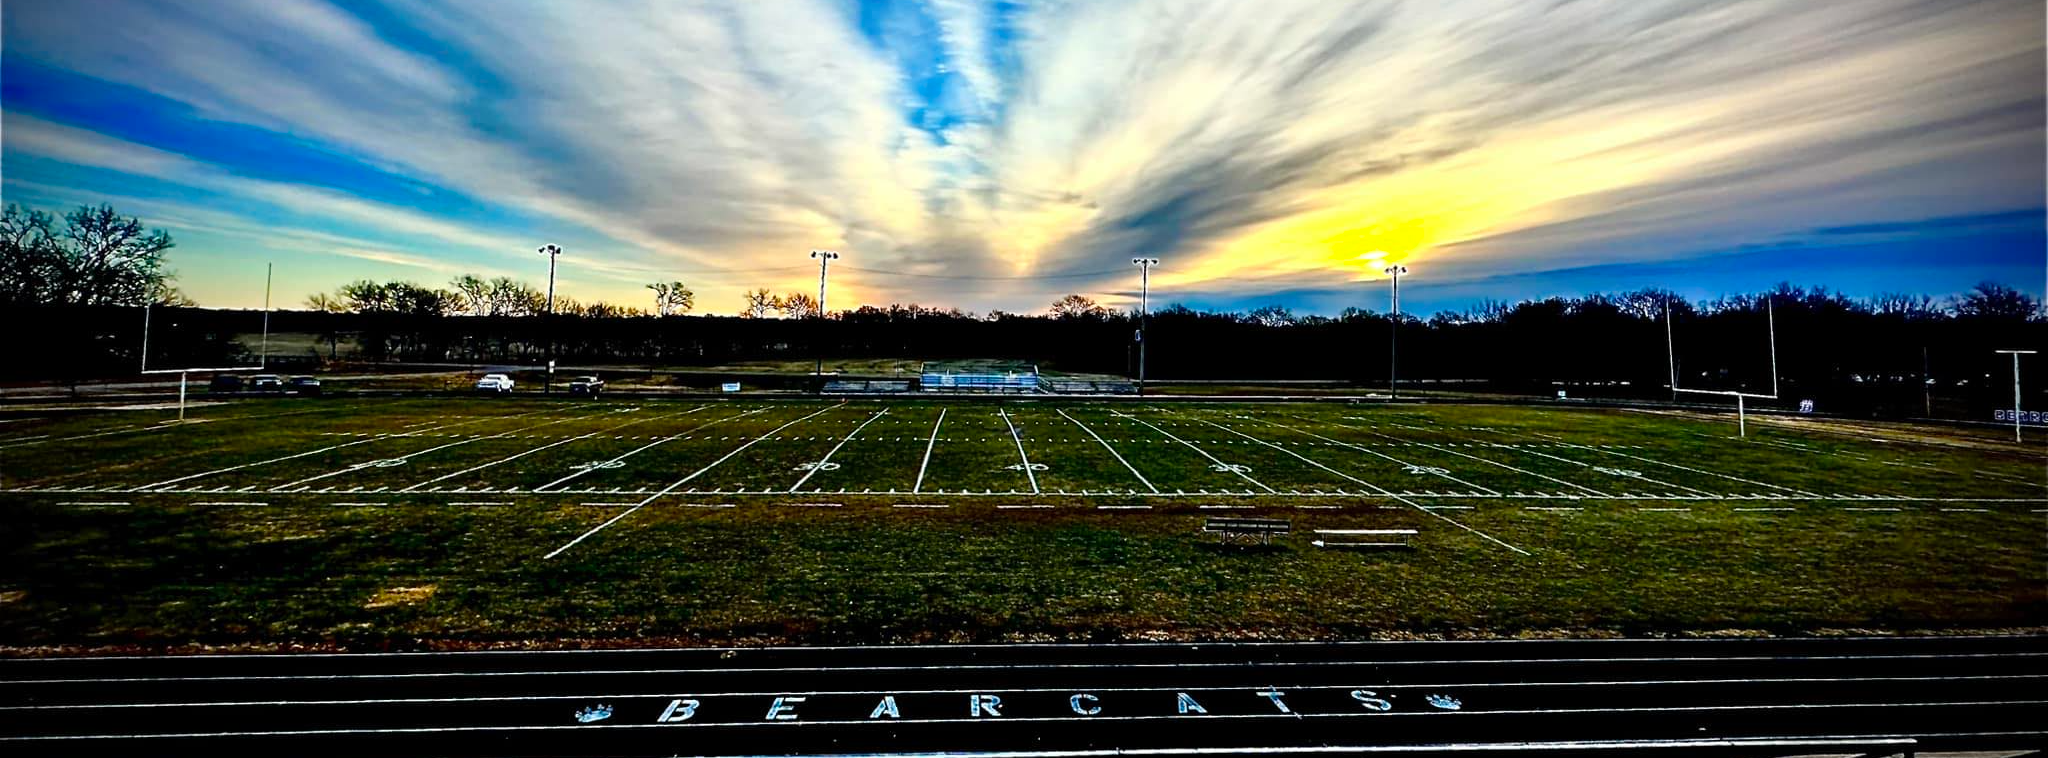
top-left (2, 0), bottom-right (2043, 315)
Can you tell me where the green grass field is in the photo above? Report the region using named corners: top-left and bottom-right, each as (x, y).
top-left (1, 397), bottom-right (2042, 650)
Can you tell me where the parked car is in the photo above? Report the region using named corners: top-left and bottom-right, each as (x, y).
top-left (568, 375), bottom-right (605, 396)
top-left (247, 374), bottom-right (285, 393)
top-left (287, 375), bottom-right (322, 395)
top-left (208, 374), bottom-right (244, 394)
top-left (475, 373), bottom-right (515, 393)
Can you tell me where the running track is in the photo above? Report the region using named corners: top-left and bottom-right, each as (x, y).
top-left (1, 636), bottom-right (2042, 756)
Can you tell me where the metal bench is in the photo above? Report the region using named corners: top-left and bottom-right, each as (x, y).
top-left (1310, 528), bottom-right (1419, 549)
top-left (1202, 517), bottom-right (1291, 546)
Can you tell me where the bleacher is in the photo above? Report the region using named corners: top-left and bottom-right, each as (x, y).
top-left (1041, 378), bottom-right (1137, 395)
top-left (820, 379), bottom-right (912, 394)
top-left (919, 361), bottom-right (1038, 394)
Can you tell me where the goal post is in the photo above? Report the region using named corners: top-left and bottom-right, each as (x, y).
top-left (1667, 296), bottom-right (1779, 437)
top-left (138, 263), bottom-right (275, 421)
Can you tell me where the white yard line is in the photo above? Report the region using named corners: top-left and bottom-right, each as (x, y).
top-left (127, 408), bottom-right (552, 492)
top-left (1320, 419), bottom-right (1607, 497)
top-left (1192, 419), bottom-right (1528, 555)
top-left (1058, 409), bottom-right (1158, 494)
top-left (267, 410), bottom-right (613, 492)
top-left (788, 409), bottom-right (887, 493)
top-left (1495, 441), bottom-right (1715, 497)
top-left (0, 402), bottom-right (374, 450)
top-left (1260, 417), bottom-right (1498, 496)
top-left (911, 408), bottom-right (946, 495)
top-left (543, 404), bottom-right (843, 560)
top-left (532, 408), bottom-right (768, 492)
top-left (399, 406), bottom-right (708, 493)
top-left (1127, 414), bottom-right (1275, 494)
top-left (998, 407), bottom-right (1041, 495)
top-left (1534, 433), bottom-right (1819, 497)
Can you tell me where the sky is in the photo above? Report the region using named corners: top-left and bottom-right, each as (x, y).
top-left (2, 0), bottom-right (2044, 316)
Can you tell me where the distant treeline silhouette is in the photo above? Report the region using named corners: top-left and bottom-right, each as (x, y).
top-left (6, 280), bottom-right (2039, 418)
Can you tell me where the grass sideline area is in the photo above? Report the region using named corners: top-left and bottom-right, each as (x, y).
top-left (0, 397), bottom-right (2041, 651)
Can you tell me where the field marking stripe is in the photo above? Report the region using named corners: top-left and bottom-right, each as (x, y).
top-left (1127, 414), bottom-right (1275, 493)
top-left (265, 408), bottom-right (615, 491)
top-left (542, 404), bottom-right (844, 560)
top-left (1534, 433), bottom-right (1819, 496)
top-left (0, 402), bottom-right (377, 450)
top-left (16, 673), bottom-right (2035, 710)
top-left (531, 407), bottom-right (768, 492)
top-left (1319, 419), bottom-right (1608, 497)
top-left (1059, 409), bottom-right (1158, 494)
top-left (788, 408), bottom-right (888, 492)
top-left (911, 408), bottom-right (945, 494)
top-left (5, 702), bottom-right (2038, 740)
top-left (1449, 424), bottom-right (1715, 496)
top-left (1207, 419), bottom-right (1528, 556)
top-left (1268, 416), bottom-right (1499, 496)
top-left (1495, 442), bottom-right (1716, 497)
top-left (399, 406), bottom-right (709, 492)
top-left (998, 407), bottom-right (1040, 494)
top-left (126, 407), bottom-right (554, 491)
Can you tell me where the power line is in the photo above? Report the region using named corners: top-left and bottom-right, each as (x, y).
top-left (835, 265), bottom-right (1124, 281)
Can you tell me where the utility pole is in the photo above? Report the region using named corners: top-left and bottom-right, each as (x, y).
top-left (538, 244), bottom-right (561, 394)
top-left (1384, 264), bottom-right (1408, 400)
top-left (1996, 349), bottom-right (2035, 443)
top-left (811, 249), bottom-right (839, 381)
top-left (1132, 257), bottom-right (1158, 396)
top-left (1922, 346), bottom-right (1931, 418)
top-left (259, 262), bottom-right (272, 368)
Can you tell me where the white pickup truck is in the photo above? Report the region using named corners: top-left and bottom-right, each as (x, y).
top-left (474, 373), bottom-right (516, 393)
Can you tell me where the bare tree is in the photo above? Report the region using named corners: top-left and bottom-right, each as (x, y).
top-left (647, 281), bottom-right (694, 316)
top-left (1952, 282), bottom-right (2040, 321)
top-left (1049, 294), bottom-right (1109, 320)
top-left (779, 291), bottom-right (820, 319)
top-left (448, 274), bottom-right (490, 315)
top-left (0, 203), bottom-right (182, 306)
top-left (739, 288), bottom-right (777, 318)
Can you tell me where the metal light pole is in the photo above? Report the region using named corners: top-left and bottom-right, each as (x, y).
top-left (538, 244), bottom-right (561, 394)
top-left (537, 244), bottom-right (562, 315)
top-left (1132, 257), bottom-right (1158, 396)
top-left (1996, 349), bottom-right (2035, 442)
top-left (1384, 264), bottom-right (1407, 400)
top-left (811, 249), bottom-right (839, 379)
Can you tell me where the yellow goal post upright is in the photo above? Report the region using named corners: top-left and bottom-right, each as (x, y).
top-left (1665, 294), bottom-right (1779, 438)
top-left (138, 263), bottom-right (273, 422)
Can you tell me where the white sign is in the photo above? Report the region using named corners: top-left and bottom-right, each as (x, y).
top-left (722, 382), bottom-right (742, 393)
top-left (1556, 390), bottom-right (1567, 399)
top-left (1994, 409), bottom-right (2044, 423)
top-left (1798, 399), bottom-right (1814, 414)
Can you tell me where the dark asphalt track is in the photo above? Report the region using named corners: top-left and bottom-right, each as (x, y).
top-left (1, 636), bottom-right (2042, 757)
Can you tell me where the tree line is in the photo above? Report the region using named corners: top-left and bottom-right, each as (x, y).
top-left (2, 202), bottom-right (2040, 419)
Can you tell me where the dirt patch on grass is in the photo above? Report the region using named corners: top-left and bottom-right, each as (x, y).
top-left (365, 585), bottom-right (437, 609)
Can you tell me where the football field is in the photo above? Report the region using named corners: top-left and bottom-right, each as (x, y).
top-left (1, 397), bottom-right (2042, 648)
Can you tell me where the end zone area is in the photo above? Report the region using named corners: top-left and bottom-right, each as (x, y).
top-left (1, 397), bottom-right (2042, 648)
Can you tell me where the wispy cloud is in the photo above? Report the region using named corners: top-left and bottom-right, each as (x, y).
top-left (2, 0), bottom-right (2040, 311)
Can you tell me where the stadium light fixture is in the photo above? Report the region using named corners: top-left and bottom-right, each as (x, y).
top-left (1384, 264), bottom-right (1408, 400)
top-left (536, 244), bottom-right (562, 315)
top-left (811, 250), bottom-right (840, 380)
top-left (1132, 257), bottom-right (1159, 396)
top-left (1995, 349), bottom-right (2035, 443)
